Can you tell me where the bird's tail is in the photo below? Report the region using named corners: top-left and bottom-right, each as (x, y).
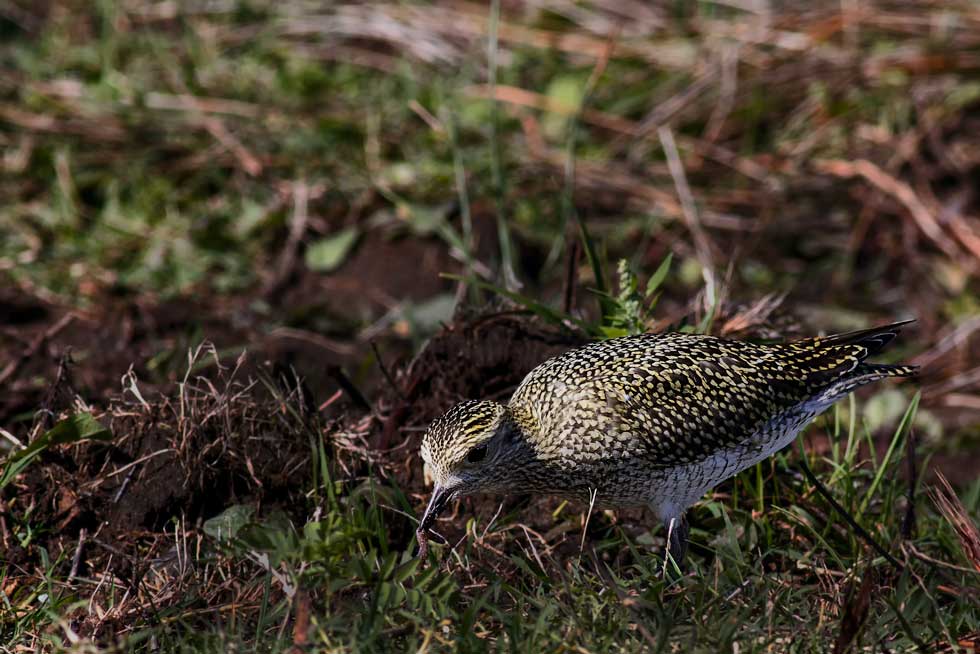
top-left (811, 319), bottom-right (916, 359)
top-left (829, 362), bottom-right (918, 397)
top-left (852, 362), bottom-right (919, 379)
top-left (800, 321), bottom-right (919, 402)
top-left (780, 320), bottom-right (918, 393)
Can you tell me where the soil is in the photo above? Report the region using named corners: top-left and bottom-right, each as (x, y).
top-left (1, 224), bottom-right (978, 637)
top-left (0, 223), bottom-right (586, 605)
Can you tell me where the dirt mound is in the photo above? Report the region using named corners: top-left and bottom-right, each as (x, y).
top-left (374, 313), bottom-right (585, 454)
top-left (5, 363), bottom-right (313, 581)
top-left (1, 306), bottom-right (580, 588)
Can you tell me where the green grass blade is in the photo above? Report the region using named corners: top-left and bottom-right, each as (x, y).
top-left (1, 413), bottom-right (111, 490)
top-left (645, 253), bottom-right (673, 297)
top-left (858, 391), bottom-right (920, 519)
top-left (486, 0), bottom-right (520, 292)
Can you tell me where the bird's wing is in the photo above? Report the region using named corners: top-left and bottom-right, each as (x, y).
top-left (508, 333), bottom-right (791, 466)
top-left (589, 325), bottom-right (916, 466)
top-left (590, 336), bottom-right (802, 466)
top-left (510, 327), bottom-right (914, 468)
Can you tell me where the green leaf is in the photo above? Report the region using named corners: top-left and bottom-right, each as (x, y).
top-left (41, 412), bottom-right (110, 447)
top-left (577, 217), bottom-right (611, 319)
top-left (402, 294), bottom-right (456, 335)
top-left (401, 203), bottom-right (445, 236)
top-left (645, 253), bottom-right (673, 297)
top-left (376, 581), bottom-right (393, 608)
top-left (203, 504), bottom-right (256, 541)
top-left (392, 558), bottom-right (419, 583)
top-left (543, 75), bottom-right (585, 140)
top-left (305, 227), bottom-right (360, 272)
top-left (1, 413), bottom-right (112, 490)
top-left (378, 551), bottom-right (398, 580)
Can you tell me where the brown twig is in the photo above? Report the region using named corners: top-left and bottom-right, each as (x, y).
top-left (0, 312), bottom-right (76, 388)
top-left (68, 528), bottom-right (88, 583)
top-left (164, 69), bottom-right (262, 177)
top-left (913, 315), bottom-right (980, 368)
top-left (833, 566), bottom-right (875, 654)
top-left (465, 84), bottom-right (637, 135)
top-left (263, 180), bottom-right (310, 298)
top-left (287, 588), bottom-right (311, 654)
top-left (634, 72), bottom-right (716, 140)
top-left (947, 213), bottom-right (980, 261)
top-left (813, 158), bottom-right (962, 260)
top-left (923, 365), bottom-right (980, 399)
top-left (0, 498), bottom-right (10, 551)
top-left (370, 341), bottom-right (403, 400)
top-left (267, 327), bottom-right (357, 356)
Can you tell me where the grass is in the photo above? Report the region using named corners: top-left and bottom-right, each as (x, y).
top-left (3, 364), bottom-right (978, 652)
top-left (4, 2), bottom-right (980, 319)
top-left (2, 259), bottom-right (976, 652)
top-left (2, 1), bottom-right (980, 652)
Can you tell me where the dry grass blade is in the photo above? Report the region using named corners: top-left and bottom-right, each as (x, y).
top-left (719, 292), bottom-right (786, 337)
top-left (929, 471), bottom-right (980, 573)
top-left (465, 84), bottom-right (638, 135)
top-left (659, 126), bottom-right (717, 311)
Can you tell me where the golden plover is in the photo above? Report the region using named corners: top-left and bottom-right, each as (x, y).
top-left (417, 322), bottom-right (916, 566)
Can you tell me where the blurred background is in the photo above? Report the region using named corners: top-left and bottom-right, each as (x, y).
top-left (2, 0), bottom-right (977, 469)
top-left (1, 1), bottom-right (980, 649)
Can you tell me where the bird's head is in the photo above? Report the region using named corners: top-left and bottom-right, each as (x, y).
top-left (417, 400), bottom-right (530, 540)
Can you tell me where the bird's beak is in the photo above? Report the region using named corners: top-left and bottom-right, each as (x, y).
top-left (416, 484), bottom-right (455, 559)
top-left (419, 484), bottom-right (454, 533)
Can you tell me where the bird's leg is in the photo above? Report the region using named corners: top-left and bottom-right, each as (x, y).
top-left (661, 513), bottom-right (689, 576)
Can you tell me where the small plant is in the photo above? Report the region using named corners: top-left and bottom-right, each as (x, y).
top-left (596, 256), bottom-right (673, 338)
top-left (446, 254), bottom-right (673, 340)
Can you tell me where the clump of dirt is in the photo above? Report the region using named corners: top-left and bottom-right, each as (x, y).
top-left (4, 355), bottom-right (317, 579)
top-left (1, 297), bottom-right (582, 588)
top-left (373, 312), bottom-right (586, 454)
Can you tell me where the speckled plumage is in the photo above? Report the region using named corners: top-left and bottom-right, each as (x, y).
top-left (417, 322), bottom-right (916, 561)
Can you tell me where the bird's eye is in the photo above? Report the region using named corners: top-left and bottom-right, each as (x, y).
top-left (466, 443), bottom-right (488, 464)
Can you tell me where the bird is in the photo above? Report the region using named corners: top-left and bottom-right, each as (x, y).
top-left (416, 321), bottom-right (917, 568)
